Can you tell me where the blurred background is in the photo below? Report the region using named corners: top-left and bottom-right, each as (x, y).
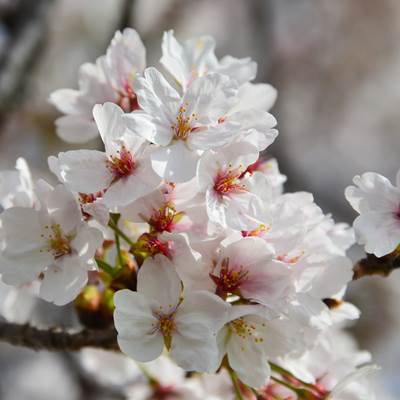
top-left (0, 0), bottom-right (399, 398)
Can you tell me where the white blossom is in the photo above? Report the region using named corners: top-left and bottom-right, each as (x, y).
top-left (160, 30), bottom-right (277, 114)
top-left (217, 305), bottom-right (304, 388)
top-left (49, 28), bottom-right (145, 143)
top-left (345, 170), bottom-right (400, 257)
top-left (124, 68), bottom-right (241, 182)
top-left (0, 28), bottom-right (380, 398)
top-left (114, 254), bottom-right (229, 372)
top-left (197, 141), bottom-right (262, 231)
top-left (53, 102), bottom-right (160, 209)
top-left (0, 181), bottom-right (103, 305)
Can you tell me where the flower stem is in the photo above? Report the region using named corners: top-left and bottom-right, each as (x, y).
top-left (108, 214), bottom-right (135, 247)
top-left (95, 258), bottom-right (115, 277)
top-left (271, 376), bottom-right (311, 399)
top-left (228, 368), bottom-right (245, 400)
top-left (136, 362), bottom-right (159, 386)
top-left (270, 362), bottom-right (317, 392)
top-left (109, 214), bottom-right (124, 270)
top-left (115, 228), bottom-right (124, 268)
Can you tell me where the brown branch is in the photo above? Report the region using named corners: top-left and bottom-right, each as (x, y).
top-left (1, 256), bottom-right (396, 353)
top-left (0, 321), bottom-right (118, 351)
top-left (353, 251), bottom-right (400, 280)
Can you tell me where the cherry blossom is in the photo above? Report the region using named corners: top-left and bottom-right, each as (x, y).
top-left (0, 182), bottom-right (103, 305)
top-left (124, 67), bottom-right (242, 182)
top-left (160, 30), bottom-right (277, 115)
top-left (0, 28), bottom-right (382, 399)
top-left (49, 28), bottom-right (145, 143)
top-left (217, 305), bottom-right (304, 388)
top-left (53, 102), bottom-right (160, 209)
top-left (209, 237), bottom-right (293, 307)
top-left (114, 254), bottom-right (229, 372)
top-left (345, 170), bottom-right (400, 257)
top-left (277, 328), bottom-right (378, 400)
top-left (197, 141), bottom-right (262, 230)
top-left (120, 185), bottom-right (193, 234)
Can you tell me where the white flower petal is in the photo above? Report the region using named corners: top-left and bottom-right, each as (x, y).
top-left (100, 28), bottom-right (146, 92)
top-left (137, 255), bottom-right (181, 312)
top-left (183, 73), bottom-right (237, 122)
top-left (232, 82), bottom-right (277, 112)
top-left (123, 112), bottom-right (155, 144)
top-left (171, 331), bottom-right (219, 372)
top-left (346, 172), bottom-right (400, 214)
top-left (49, 88), bottom-right (81, 115)
top-left (57, 150), bottom-right (111, 194)
top-left (117, 334), bottom-right (164, 364)
top-left (114, 289), bottom-right (158, 335)
top-left (160, 30), bottom-right (216, 89)
top-left (40, 260), bottom-right (88, 305)
top-left (102, 160), bottom-right (160, 208)
top-left (216, 55), bottom-right (257, 85)
top-left (92, 103), bottom-right (128, 152)
top-left (114, 289), bottom-right (164, 362)
top-left (187, 122), bottom-right (241, 151)
top-left (150, 141), bottom-right (199, 183)
top-left (55, 115), bottom-right (99, 144)
top-left (70, 224), bottom-right (103, 263)
top-left (178, 291), bottom-right (230, 332)
top-left (307, 256), bottom-right (353, 299)
top-left (0, 251), bottom-right (50, 286)
top-left (227, 333), bottom-right (271, 388)
top-left (0, 207), bottom-right (47, 257)
top-left (134, 67), bottom-right (180, 134)
top-left (46, 184), bottom-right (81, 234)
top-left (354, 211), bottom-right (400, 257)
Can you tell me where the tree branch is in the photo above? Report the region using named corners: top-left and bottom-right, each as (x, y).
top-left (0, 253), bottom-right (396, 354)
top-left (0, 320), bottom-right (118, 351)
top-left (353, 252), bottom-right (400, 280)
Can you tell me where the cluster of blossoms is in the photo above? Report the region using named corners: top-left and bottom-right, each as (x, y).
top-left (0, 29), bottom-right (378, 399)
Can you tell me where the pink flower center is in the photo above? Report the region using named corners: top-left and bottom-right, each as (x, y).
top-left (134, 233), bottom-right (172, 259)
top-left (117, 81), bottom-right (140, 112)
top-left (106, 146), bottom-right (136, 180)
top-left (213, 168), bottom-right (247, 197)
top-left (148, 203), bottom-right (184, 234)
top-left (210, 257), bottom-right (249, 297)
top-left (171, 103), bottom-right (198, 140)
